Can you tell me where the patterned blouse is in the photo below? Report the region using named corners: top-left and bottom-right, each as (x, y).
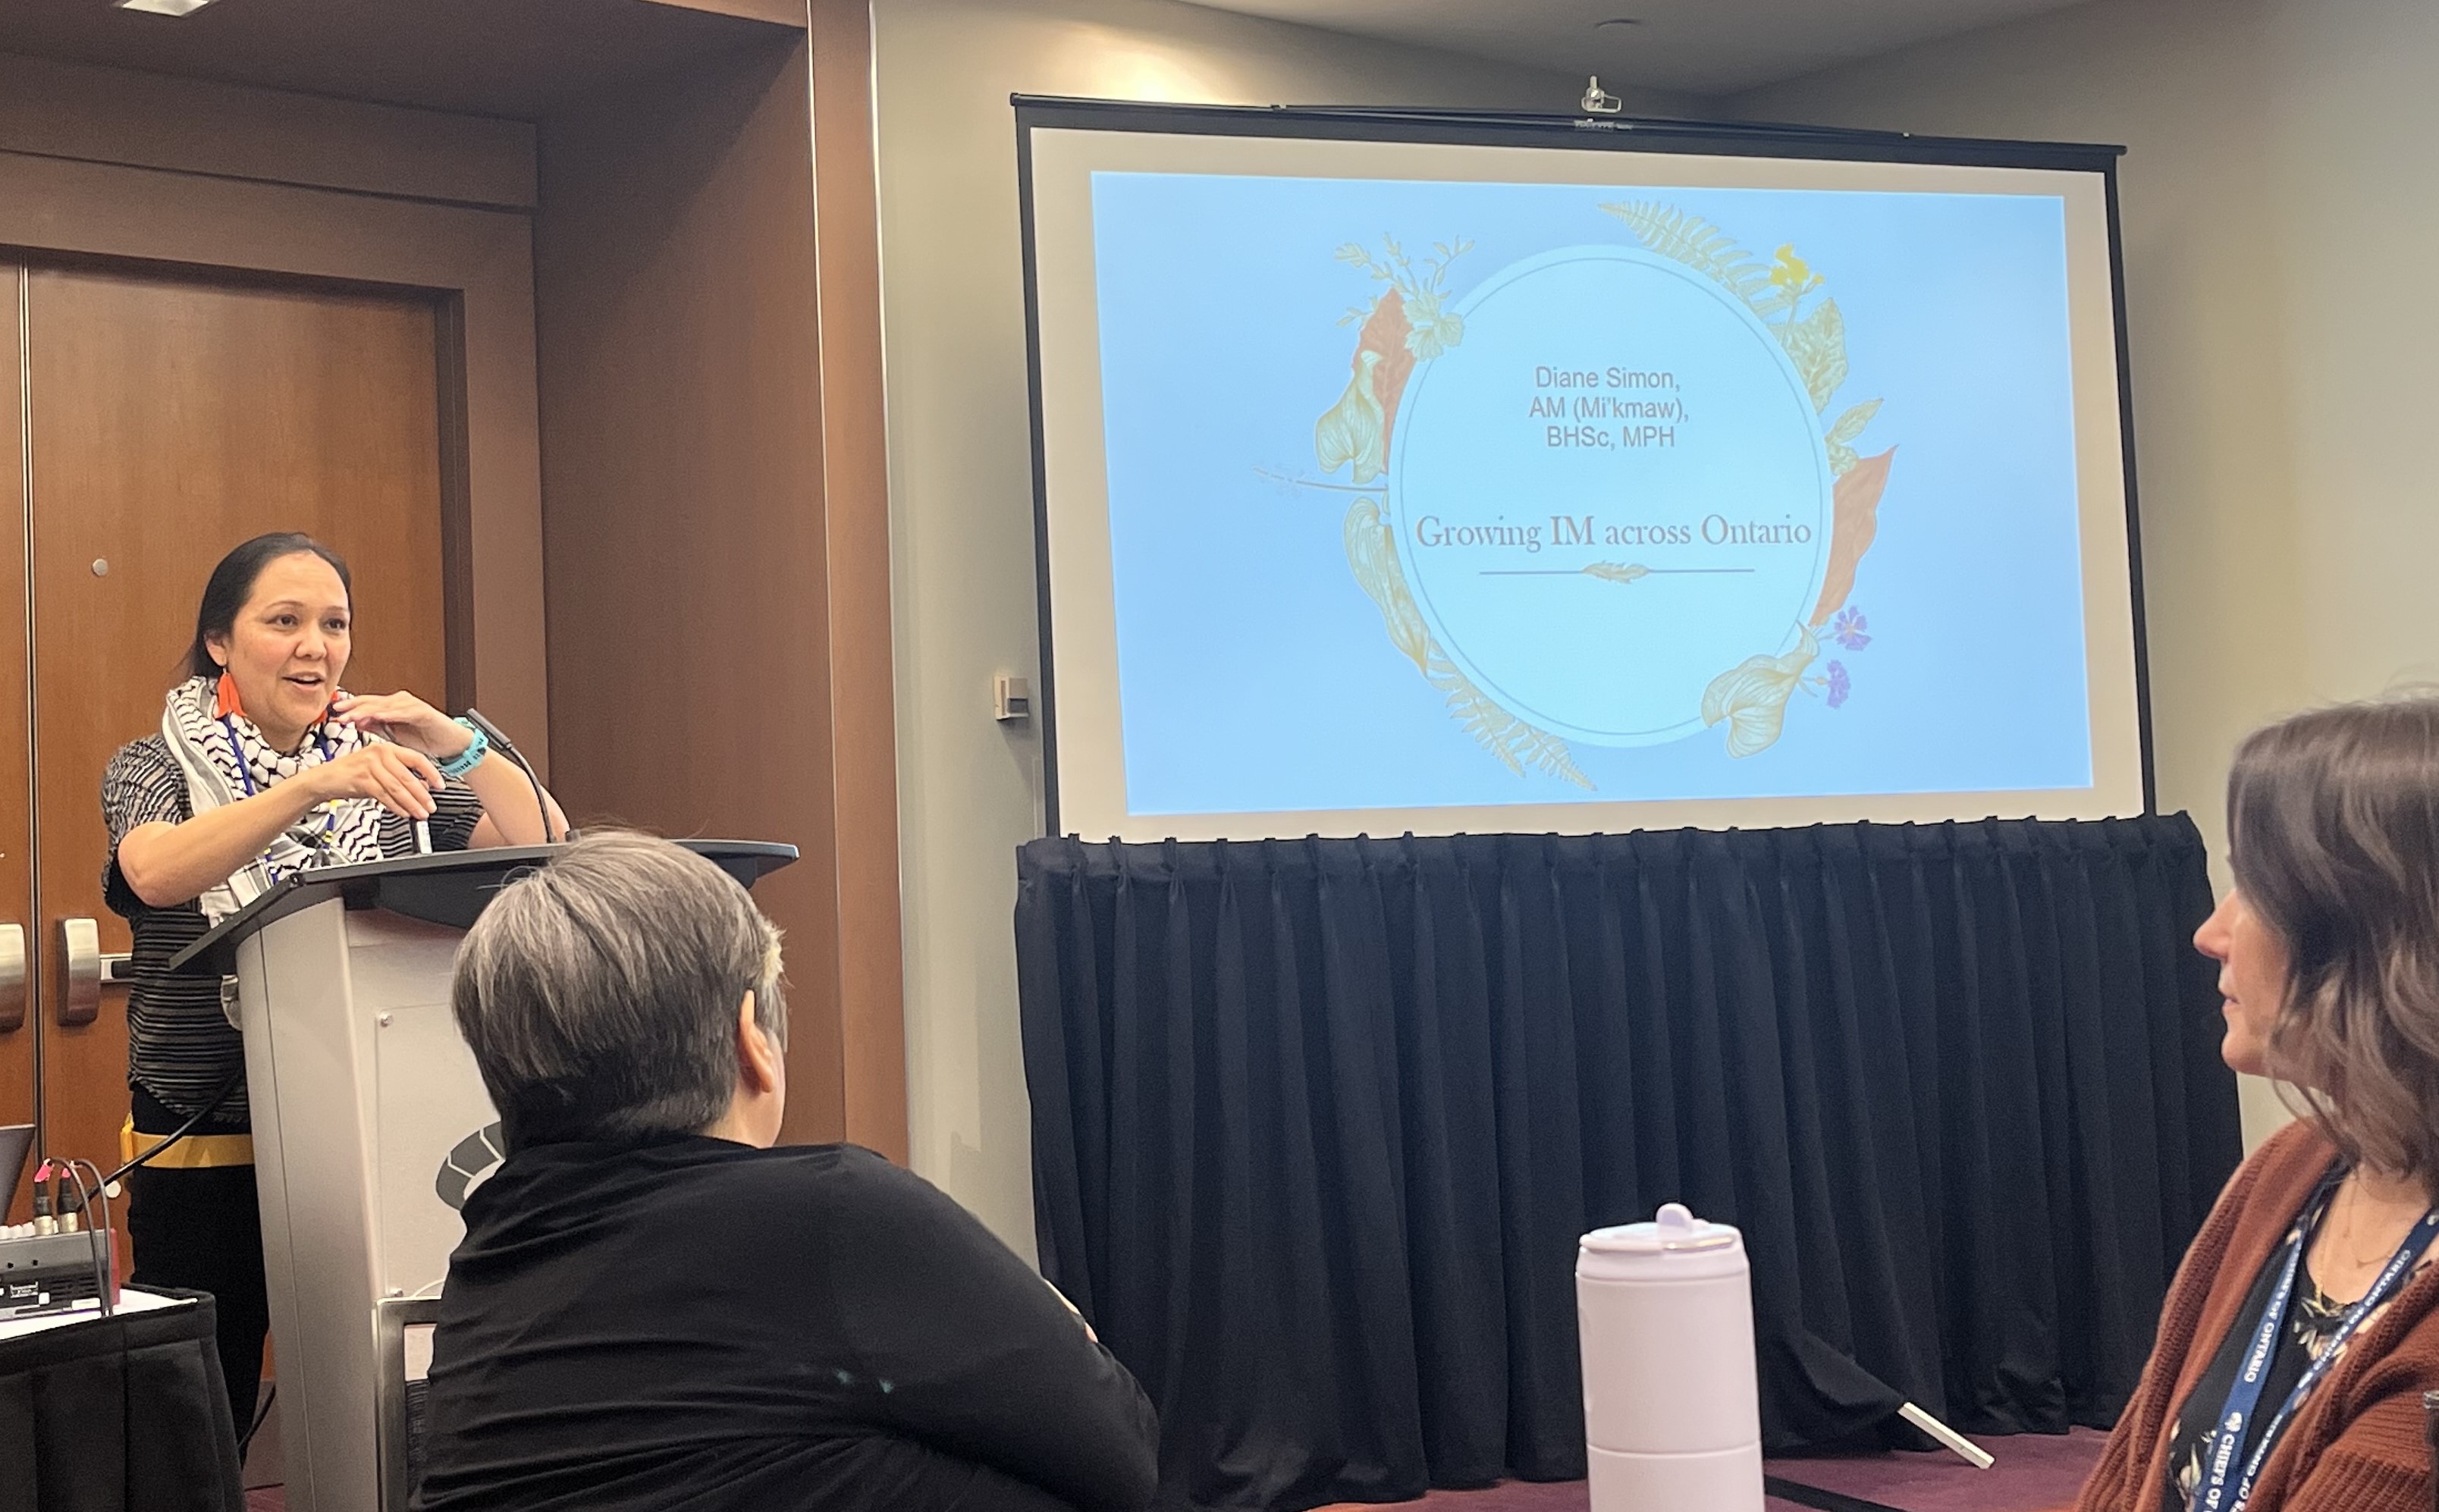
top-left (2163, 1175), bottom-right (2433, 1510)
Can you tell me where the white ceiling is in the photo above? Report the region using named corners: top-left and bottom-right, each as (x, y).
top-left (1177, 0), bottom-right (2102, 98)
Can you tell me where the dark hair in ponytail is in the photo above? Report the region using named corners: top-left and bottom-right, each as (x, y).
top-left (185, 533), bottom-right (353, 680)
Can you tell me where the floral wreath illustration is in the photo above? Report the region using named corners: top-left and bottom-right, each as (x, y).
top-left (1280, 208), bottom-right (1897, 787)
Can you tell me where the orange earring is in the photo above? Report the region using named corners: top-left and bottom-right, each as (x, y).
top-left (214, 671), bottom-right (244, 719)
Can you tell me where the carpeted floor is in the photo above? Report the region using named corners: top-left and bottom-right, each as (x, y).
top-left (1307, 1430), bottom-right (2107, 1512)
top-left (1762, 1429), bottom-right (2103, 1512)
top-left (243, 1429), bottom-right (2106, 1511)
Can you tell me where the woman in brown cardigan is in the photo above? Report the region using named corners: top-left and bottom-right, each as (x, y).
top-left (2074, 698), bottom-right (2439, 1512)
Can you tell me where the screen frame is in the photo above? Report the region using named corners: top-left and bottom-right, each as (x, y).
top-left (1014, 95), bottom-right (2154, 838)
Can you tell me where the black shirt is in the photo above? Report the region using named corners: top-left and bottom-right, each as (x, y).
top-left (2161, 1252), bottom-right (2346, 1510)
top-left (413, 1137), bottom-right (1160, 1512)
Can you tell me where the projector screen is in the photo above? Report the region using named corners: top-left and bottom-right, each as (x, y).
top-left (1019, 101), bottom-right (2150, 842)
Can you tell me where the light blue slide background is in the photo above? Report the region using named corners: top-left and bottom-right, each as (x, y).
top-left (1086, 171), bottom-right (2092, 817)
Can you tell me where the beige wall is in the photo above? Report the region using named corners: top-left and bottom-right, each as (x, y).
top-left (535, 36), bottom-right (896, 1150)
top-left (872, 0), bottom-right (1687, 1251)
top-left (1734, 0), bottom-right (2439, 1147)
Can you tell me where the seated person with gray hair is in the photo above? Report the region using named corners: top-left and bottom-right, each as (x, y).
top-left (413, 833), bottom-right (1159, 1512)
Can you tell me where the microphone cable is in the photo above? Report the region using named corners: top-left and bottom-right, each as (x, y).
top-left (97, 1065), bottom-right (246, 1190)
top-left (240, 1385), bottom-right (278, 1458)
top-left (462, 709), bottom-right (560, 845)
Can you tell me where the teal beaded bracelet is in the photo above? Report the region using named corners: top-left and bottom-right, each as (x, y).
top-left (437, 718), bottom-right (490, 780)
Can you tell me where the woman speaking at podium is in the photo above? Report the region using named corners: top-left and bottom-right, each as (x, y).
top-left (101, 532), bottom-right (563, 1433)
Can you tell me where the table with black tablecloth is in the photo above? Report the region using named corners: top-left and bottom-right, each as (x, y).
top-left (0, 1288), bottom-right (245, 1512)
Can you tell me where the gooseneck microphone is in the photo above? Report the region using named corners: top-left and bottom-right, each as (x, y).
top-left (463, 708), bottom-right (563, 845)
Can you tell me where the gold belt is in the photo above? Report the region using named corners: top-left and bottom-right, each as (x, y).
top-left (120, 1118), bottom-right (255, 1170)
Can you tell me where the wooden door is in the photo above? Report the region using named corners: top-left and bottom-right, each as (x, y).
top-left (25, 265), bottom-right (449, 1182)
top-left (0, 265), bottom-right (33, 1222)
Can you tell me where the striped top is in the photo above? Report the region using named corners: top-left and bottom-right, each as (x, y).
top-left (102, 733), bottom-right (485, 1131)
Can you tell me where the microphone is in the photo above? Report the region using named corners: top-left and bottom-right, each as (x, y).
top-left (463, 708), bottom-right (563, 845)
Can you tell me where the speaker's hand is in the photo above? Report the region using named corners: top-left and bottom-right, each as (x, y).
top-left (305, 742), bottom-right (446, 820)
top-left (330, 692), bottom-right (471, 763)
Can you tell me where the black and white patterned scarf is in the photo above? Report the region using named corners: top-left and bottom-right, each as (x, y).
top-left (160, 673), bottom-right (388, 931)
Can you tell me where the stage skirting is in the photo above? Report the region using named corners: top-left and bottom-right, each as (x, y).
top-left (1016, 817), bottom-right (2243, 1510)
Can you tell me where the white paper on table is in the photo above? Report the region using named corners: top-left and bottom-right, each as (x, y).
top-left (0, 1285), bottom-right (196, 1341)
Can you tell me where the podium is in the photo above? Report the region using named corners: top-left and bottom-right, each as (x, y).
top-left (169, 841), bottom-right (796, 1512)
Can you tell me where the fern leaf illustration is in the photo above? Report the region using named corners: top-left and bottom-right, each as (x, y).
top-left (1604, 202), bottom-right (1854, 414)
top-left (1599, 202), bottom-right (1772, 310)
top-left (1425, 653), bottom-right (1594, 789)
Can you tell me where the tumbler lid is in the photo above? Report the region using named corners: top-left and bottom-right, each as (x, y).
top-left (1577, 1203), bottom-right (1744, 1268)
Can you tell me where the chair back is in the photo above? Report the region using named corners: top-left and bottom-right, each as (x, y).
top-left (376, 1295), bottom-right (442, 1510)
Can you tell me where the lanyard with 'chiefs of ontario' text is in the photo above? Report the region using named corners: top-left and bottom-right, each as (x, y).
top-left (2197, 1175), bottom-right (2439, 1512)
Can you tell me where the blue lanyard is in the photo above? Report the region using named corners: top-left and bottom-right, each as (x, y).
top-left (2197, 1172), bottom-right (2439, 1512)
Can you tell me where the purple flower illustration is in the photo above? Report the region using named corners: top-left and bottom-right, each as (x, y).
top-left (1825, 660), bottom-right (1851, 709)
top-left (1831, 607), bottom-right (1872, 651)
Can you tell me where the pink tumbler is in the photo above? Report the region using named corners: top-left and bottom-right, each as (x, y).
top-left (1576, 1203), bottom-right (1765, 1511)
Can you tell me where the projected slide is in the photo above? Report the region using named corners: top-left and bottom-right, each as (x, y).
top-left (1096, 177), bottom-right (2085, 814)
top-left (1025, 120), bottom-right (2143, 839)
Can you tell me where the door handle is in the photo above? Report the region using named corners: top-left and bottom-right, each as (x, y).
top-left (0, 923), bottom-right (22, 1032)
top-left (58, 918), bottom-right (100, 1027)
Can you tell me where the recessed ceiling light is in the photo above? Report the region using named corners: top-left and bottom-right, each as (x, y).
top-left (115, 0), bottom-right (217, 14)
top-left (1596, 16), bottom-right (1644, 27)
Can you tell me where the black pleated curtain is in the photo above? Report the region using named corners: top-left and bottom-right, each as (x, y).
top-left (1016, 817), bottom-right (2243, 1511)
